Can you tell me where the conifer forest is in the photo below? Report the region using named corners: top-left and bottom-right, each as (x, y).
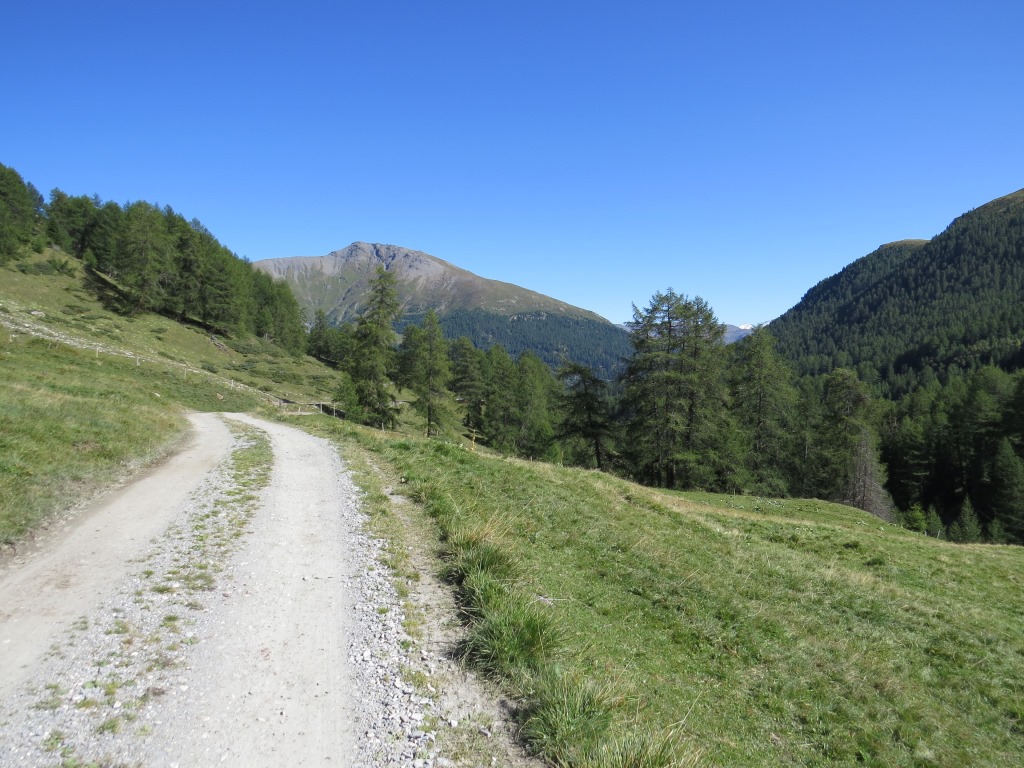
top-left (4, 161), bottom-right (1024, 544)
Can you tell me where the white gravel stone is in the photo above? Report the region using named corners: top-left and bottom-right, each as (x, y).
top-left (0, 415), bottom-right (458, 767)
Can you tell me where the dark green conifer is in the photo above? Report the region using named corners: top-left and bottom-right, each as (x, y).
top-left (948, 497), bottom-right (983, 543)
top-left (353, 267), bottom-right (402, 428)
top-left (557, 362), bottom-right (612, 470)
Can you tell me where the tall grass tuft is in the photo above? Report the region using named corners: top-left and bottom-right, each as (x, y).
top-left (461, 596), bottom-right (562, 678)
top-left (441, 531), bottom-right (519, 586)
top-left (580, 729), bottom-right (701, 768)
top-left (457, 568), bottom-right (515, 618)
top-left (520, 669), bottom-right (616, 764)
top-left (425, 494), bottom-right (564, 680)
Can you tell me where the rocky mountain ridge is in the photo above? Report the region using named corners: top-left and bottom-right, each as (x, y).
top-left (254, 242), bottom-right (608, 324)
top-left (255, 242), bottom-right (632, 377)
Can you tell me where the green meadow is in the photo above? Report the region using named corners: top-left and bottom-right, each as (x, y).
top-left (303, 421), bottom-right (1024, 767)
top-left (0, 253), bottom-right (331, 542)
top-left (4, 257), bottom-right (1024, 766)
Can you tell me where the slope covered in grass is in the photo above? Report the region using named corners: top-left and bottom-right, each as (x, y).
top-left (310, 421), bottom-right (1024, 767)
top-left (6, 249), bottom-right (1024, 766)
top-left (0, 253), bottom-right (341, 543)
top-left (0, 335), bottom-right (263, 542)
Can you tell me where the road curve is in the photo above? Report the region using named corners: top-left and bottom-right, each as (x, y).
top-left (0, 412), bottom-right (498, 768)
top-left (0, 412), bottom-right (234, 698)
top-left (141, 413), bottom-right (361, 765)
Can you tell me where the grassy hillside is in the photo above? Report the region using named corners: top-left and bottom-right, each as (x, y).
top-left (6, 251), bottom-right (1024, 766)
top-left (0, 252), bottom-right (339, 543)
top-left (297, 419), bottom-right (1024, 767)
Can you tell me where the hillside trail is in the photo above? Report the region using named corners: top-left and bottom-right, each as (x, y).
top-left (0, 412), bottom-right (536, 767)
top-left (142, 413), bottom-right (363, 765)
top-left (0, 412), bottom-right (235, 698)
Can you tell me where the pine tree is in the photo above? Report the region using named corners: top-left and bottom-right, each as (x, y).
top-left (621, 289), bottom-right (729, 489)
top-left (729, 326), bottom-right (797, 495)
top-left (987, 517), bottom-right (1008, 544)
top-left (308, 309), bottom-right (332, 360)
top-left (401, 310), bottom-right (454, 437)
top-left (480, 345), bottom-right (519, 453)
top-left (332, 370), bottom-right (360, 420)
top-left (557, 362), bottom-right (612, 470)
top-left (989, 437), bottom-right (1024, 543)
top-left (902, 503), bottom-right (927, 533)
top-left (925, 506), bottom-right (945, 539)
top-left (85, 201), bottom-right (123, 274)
top-left (46, 189), bottom-right (96, 259)
top-left (513, 352), bottom-right (559, 459)
top-left (948, 497), bottom-right (983, 543)
top-left (881, 383), bottom-right (937, 512)
top-left (115, 201), bottom-right (175, 313)
top-left (449, 336), bottom-right (486, 433)
top-left (0, 164), bottom-right (41, 262)
top-left (951, 367), bottom-right (1013, 505)
top-left (817, 368), bottom-right (892, 519)
top-left (845, 428), bottom-right (894, 521)
top-left (353, 267), bottom-right (402, 428)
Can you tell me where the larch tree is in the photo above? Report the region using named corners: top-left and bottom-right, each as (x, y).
top-left (401, 310), bottom-right (454, 437)
top-left (115, 201), bottom-right (175, 313)
top-left (819, 368), bottom-right (893, 520)
top-left (948, 496), bottom-right (983, 543)
top-left (989, 437), bottom-right (1024, 543)
top-left (448, 336), bottom-right (486, 435)
top-left (480, 344), bottom-right (519, 453)
top-left (307, 309), bottom-right (333, 361)
top-left (557, 362), bottom-right (612, 470)
top-left (729, 326), bottom-right (798, 495)
top-left (621, 289), bottom-right (731, 489)
top-left (353, 266), bottom-right (402, 429)
top-left (512, 352), bottom-right (559, 459)
top-left (0, 164), bottom-right (41, 262)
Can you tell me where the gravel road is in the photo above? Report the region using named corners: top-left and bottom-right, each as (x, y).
top-left (0, 413), bottom-right (467, 767)
top-left (0, 412), bottom-right (234, 699)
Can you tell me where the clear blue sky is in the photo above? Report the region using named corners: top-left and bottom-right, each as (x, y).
top-left (3, 1), bottom-right (1022, 324)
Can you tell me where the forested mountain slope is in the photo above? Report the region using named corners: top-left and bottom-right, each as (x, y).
top-left (0, 163), bottom-right (306, 354)
top-left (256, 242), bottom-right (631, 377)
top-left (770, 189), bottom-right (1024, 396)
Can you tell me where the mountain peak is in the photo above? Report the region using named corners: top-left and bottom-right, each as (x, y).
top-left (253, 243), bottom-right (631, 376)
top-left (255, 242), bottom-right (607, 323)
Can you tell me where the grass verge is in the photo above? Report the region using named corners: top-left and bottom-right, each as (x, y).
top-left (293, 418), bottom-right (702, 767)
top-left (292, 417), bottom-right (1024, 767)
top-left (0, 336), bottom-right (264, 544)
top-left (0, 255), bottom-right (338, 544)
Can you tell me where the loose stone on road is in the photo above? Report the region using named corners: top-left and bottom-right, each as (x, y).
top-left (142, 413), bottom-right (365, 766)
top-left (0, 412), bottom-right (234, 699)
top-left (0, 413), bottom-right (451, 767)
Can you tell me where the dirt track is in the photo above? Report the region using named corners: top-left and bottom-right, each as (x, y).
top-left (0, 412), bottom-right (235, 698)
top-left (0, 412), bottom-right (536, 768)
top-left (141, 413), bottom-right (363, 765)
top-left (0, 413), bottom-right (381, 766)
